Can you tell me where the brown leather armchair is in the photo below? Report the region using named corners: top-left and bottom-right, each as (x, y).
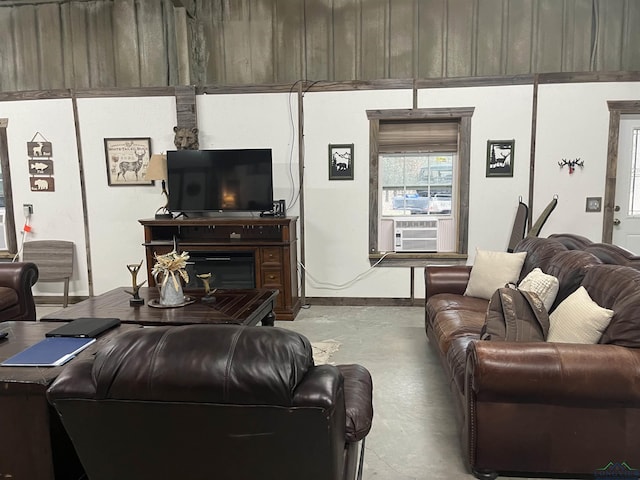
top-left (47, 324), bottom-right (373, 480)
top-left (0, 262), bottom-right (38, 321)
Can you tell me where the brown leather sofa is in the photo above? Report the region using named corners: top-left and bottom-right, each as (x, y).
top-left (0, 262), bottom-right (38, 321)
top-left (47, 324), bottom-right (373, 480)
top-left (425, 235), bottom-right (640, 478)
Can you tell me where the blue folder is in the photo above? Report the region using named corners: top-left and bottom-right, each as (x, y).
top-left (1, 337), bottom-right (96, 367)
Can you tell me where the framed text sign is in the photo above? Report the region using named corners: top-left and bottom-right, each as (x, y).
top-left (104, 138), bottom-right (153, 186)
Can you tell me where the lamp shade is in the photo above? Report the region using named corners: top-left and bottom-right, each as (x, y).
top-left (145, 154), bottom-right (167, 181)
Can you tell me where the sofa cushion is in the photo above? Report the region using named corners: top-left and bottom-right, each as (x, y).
top-left (514, 237), bottom-right (568, 281)
top-left (91, 324), bottom-right (314, 404)
top-left (581, 264), bottom-right (640, 347)
top-left (431, 309), bottom-right (486, 355)
top-left (464, 249), bottom-right (527, 300)
top-left (547, 233), bottom-right (593, 250)
top-left (518, 268), bottom-right (559, 312)
top-left (426, 293), bottom-right (488, 320)
top-left (546, 250), bottom-right (602, 312)
top-left (547, 286), bottom-right (614, 344)
top-left (584, 243), bottom-right (640, 269)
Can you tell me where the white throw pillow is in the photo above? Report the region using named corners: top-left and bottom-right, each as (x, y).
top-left (518, 267), bottom-right (559, 312)
top-left (547, 286), bottom-right (614, 344)
top-left (463, 249), bottom-right (527, 300)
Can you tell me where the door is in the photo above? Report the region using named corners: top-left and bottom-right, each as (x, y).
top-left (613, 114), bottom-right (640, 254)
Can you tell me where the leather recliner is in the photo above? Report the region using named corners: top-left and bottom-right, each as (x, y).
top-left (47, 324), bottom-right (373, 480)
top-left (0, 262), bottom-right (38, 321)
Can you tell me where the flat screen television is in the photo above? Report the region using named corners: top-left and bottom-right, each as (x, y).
top-left (167, 149), bottom-right (273, 214)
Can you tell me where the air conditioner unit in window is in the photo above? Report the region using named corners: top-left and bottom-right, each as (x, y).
top-left (393, 217), bottom-right (438, 252)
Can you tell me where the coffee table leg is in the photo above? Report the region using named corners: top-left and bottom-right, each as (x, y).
top-left (262, 311), bottom-right (276, 326)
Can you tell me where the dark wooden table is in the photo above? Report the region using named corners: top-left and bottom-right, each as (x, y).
top-left (41, 287), bottom-right (279, 326)
top-left (0, 321), bottom-right (141, 480)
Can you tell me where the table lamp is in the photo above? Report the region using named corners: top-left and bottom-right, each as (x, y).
top-left (145, 154), bottom-right (172, 219)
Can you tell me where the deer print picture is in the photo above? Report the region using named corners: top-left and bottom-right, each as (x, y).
top-left (486, 140), bottom-right (515, 178)
top-left (104, 138), bottom-right (153, 186)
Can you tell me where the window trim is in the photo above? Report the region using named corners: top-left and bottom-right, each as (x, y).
top-left (366, 107), bottom-right (474, 260)
top-left (0, 119), bottom-right (18, 256)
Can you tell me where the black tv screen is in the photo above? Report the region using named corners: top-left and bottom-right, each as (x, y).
top-left (167, 149), bottom-right (273, 213)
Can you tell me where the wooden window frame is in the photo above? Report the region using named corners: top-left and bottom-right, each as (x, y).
top-left (366, 108), bottom-right (474, 263)
top-left (0, 119), bottom-right (18, 256)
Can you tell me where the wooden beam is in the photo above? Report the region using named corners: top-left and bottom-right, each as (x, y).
top-left (173, 4), bottom-right (190, 85)
top-left (528, 75), bottom-right (539, 230)
top-left (169, 0), bottom-right (195, 18)
top-left (175, 85), bottom-right (196, 128)
top-left (71, 92), bottom-right (94, 296)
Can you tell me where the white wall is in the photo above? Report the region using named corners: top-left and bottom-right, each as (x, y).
top-left (535, 82), bottom-right (640, 240)
top-left (76, 96), bottom-right (177, 294)
top-left (2, 99), bottom-right (88, 296)
top-left (1, 82), bottom-right (637, 302)
top-left (418, 85), bottom-right (534, 260)
top-left (196, 93), bottom-right (300, 217)
top-left (303, 90), bottom-right (415, 298)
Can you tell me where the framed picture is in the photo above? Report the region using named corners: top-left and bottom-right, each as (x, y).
top-left (104, 137), bottom-right (153, 186)
top-left (328, 143), bottom-right (354, 180)
top-left (486, 140), bottom-right (515, 177)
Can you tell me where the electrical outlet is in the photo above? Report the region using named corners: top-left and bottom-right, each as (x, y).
top-left (23, 204), bottom-right (33, 216)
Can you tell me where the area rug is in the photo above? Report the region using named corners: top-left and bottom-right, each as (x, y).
top-left (311, 339), bottom-right (341, 365)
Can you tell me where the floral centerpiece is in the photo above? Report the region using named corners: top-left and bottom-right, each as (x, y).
top-left (152, 250), bottom-right (190, 305)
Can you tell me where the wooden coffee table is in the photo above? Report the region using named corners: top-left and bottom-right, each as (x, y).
top-left (41, 287), bottom-right (279, 327)
top-left (0, 321), bottom-right (140, 480)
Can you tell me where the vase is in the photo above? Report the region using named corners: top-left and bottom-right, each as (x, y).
top-left (159, 275), bottom-right (184, 306)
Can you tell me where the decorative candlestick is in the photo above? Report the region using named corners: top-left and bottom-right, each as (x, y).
top-left (197, 272), bottom-right (217, 303)
top-left (125, 260), bottom-right (146, 306)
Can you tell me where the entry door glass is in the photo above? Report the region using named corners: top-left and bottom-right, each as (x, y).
top-left (613, 115), bottom-right (640, 253)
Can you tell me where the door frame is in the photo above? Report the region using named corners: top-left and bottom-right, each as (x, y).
top-left (604, 101), bottom-right (640, 243)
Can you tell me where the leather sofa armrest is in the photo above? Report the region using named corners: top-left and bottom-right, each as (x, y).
top-left (467, 341), bottom-right (640, 404)
top-left (337, 364), bottom-right (373, 443)
top-left (0, 262), bottom-right (38, 320)
top-left (293, 364), bottom-right (343, 408)
top-left (294, 364), bottom-right (373, 443)
top-left (47, 359), bottom-right (97, 402)
top-left (424, 265), bottom-right (472, 299)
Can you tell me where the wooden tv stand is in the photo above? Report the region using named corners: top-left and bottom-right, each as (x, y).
top-left (139, 217), bottom-right (301, 320)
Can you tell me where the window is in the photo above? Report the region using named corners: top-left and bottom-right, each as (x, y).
top-left (380, 153), bottom-right (454, 216)
top-left (367, 108), bottom-right (473, 259)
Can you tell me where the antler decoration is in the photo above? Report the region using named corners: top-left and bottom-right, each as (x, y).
top-left (558, 158), bottom-right (584, 174)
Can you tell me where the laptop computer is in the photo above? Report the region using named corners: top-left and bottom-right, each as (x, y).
top-left (45, 317), bottom-right (121, 338)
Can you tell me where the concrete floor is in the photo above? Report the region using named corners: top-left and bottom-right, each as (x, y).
top-left (280, 304), bottom-right (463, 480)
top-left (36, 303), bottom-right (552, 480)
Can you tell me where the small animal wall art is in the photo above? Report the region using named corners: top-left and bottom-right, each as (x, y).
top-left (28, 132), bottom-right (55, 192)
top-left (328, 144), bottom-right (354, 180)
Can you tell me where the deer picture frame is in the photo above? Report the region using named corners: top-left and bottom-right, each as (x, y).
top-left (486, 139), bottom-right (515, 177)
top-left (104, 137), bottom-right (153, 186)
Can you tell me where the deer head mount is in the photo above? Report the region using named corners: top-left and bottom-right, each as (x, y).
top-left (558, 158), bottom-right (584, 174)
